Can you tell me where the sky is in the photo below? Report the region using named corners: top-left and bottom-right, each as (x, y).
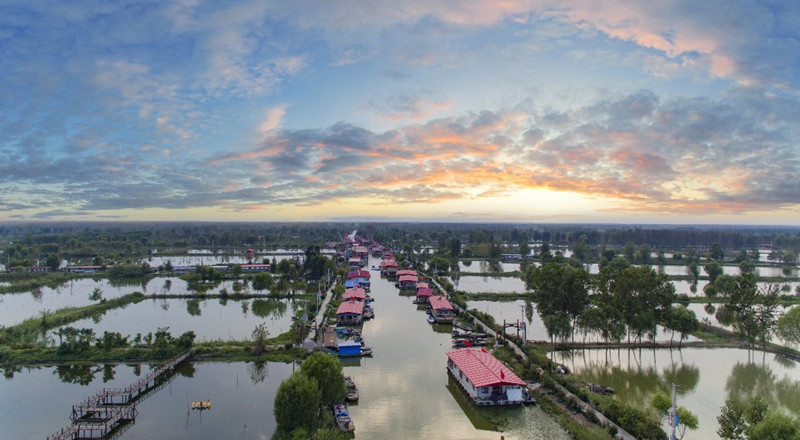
top-left (2, 1), bottom-right (800, 225)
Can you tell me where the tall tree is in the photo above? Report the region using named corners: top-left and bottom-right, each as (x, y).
top-left (274, 373), bottom-right (321, 433)
top-left (526, 262), bottom-right (589, 342)
top-left (613, 266), bottom-right (675, 343)
top-left (300, 352), bottom-right (347, 407)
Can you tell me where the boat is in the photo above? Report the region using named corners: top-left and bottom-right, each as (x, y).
top-left (333, 404), bottom-right (355, 432)
top-left (335, 327), bottom-right (361, 336)
top-left (191, 401), bottom-right (211, 410)
top-left (427, 315), bottom-right (435, 324)
top-left (345, 376), bottom-right (359, 401)
top-left (363, 308), bottom-right (374, 320)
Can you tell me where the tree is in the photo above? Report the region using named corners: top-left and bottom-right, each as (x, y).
top-left (448, 238), bottom-right (461, 258)
top-left (428, 255), bottom-right (450, 275)
top-left (572, 237), bottom-right (590, 262)
top-left (612, 266), bottom-right (675, 343)
top-left (704, 261), bottom-right (724, 284)
top-left (777, 306), bottom-right (800, 347)
top-left (710, 242), bottom-right (725, 260)
top-left (718, 396), bottom-right (767, 440)
top-left (650, 392), bottom-right (699, 440)
top-left (526, 262), bottom-right (589, 342)
top-left (232, 264), bottom-right (243, 278)
top-left (252, 272), bottom-right (273, 294)
top-left (252, 323), bottom-right (270, 355)
top-left (665, 306), bottom-right (699, 347)
top-left (748, 411), bottom-right (800, 440)
top-left (274, 373), bottom-right (322, 433)
top-left (519, 240), bottom-right (531, 260)
top-left (89, 287), bottom-right (104, 302)
top-left (300, 352), bottom-right (346, 407)
top-left (45, 253), bottom-right (61, 271)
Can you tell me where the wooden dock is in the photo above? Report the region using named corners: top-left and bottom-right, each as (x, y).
top-left (46, 351), bottom-right (190, 440)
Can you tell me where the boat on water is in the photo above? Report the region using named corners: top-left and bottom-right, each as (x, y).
top-left (345, 376), bottom-right (359, 401)
top-left (191, 401), bottom-right (211, 410)
top-left (338, 341), bottom-right (373, 357)
top-left (334, 327), bottom-right (361, 336)
top-left (427, 315), bottom-right (436, 324)
top-left (363, 307), bottom-right (374, 320)
top-left (333, 404), bottom-right (355, 432)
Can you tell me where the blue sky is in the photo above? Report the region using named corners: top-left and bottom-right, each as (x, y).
top-left (2, 1), bottom-right (800, 224)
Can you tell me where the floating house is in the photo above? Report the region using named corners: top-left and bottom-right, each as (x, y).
top-left (446, 348), bottom-right (528, 406)
top-left (380, 259), bottom-right (398, 276)
top-left (344, 286), bottom-right (367, 302)
top-left (397, 274), bottom-right (417, 290)
top-left (347, 269), bottom-right (371, 290)
top-left (430, 295), bottom-right (454, 323)
top-left (336, 301), bottom-right (364, 325)
top-left (415, 287), bottom-right (434, 304)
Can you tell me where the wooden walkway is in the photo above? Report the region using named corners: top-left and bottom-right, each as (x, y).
top-left (45, 351), bottom-right (190, 440)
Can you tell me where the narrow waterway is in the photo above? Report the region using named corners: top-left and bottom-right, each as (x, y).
top-left (341, 256), bottom-right (569, 439)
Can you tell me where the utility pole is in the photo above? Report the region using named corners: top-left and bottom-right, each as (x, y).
top-left (669, 382), bottom-right (678, 440)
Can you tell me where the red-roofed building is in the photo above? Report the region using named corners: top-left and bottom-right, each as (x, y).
top-left (429, 295), bottom-right (454, 323)
top-left (344, 287), bottom-right (367, 301)
top-left (396, 274), bottom-right (418, 290)
top-left (446, 348), bottom-right (528, 406)
top-left (396, 269), bottom-right (417, 277)
top-left (336, 301), bottom-right (364, 325)
top-left (347, 269), bottom-right (371, 290)
top-left (416, 282), bottom-right (429, 290)
top-left (379, 259), bottom-right (398, 276)
top-left (415, 287), bottom-right (434, 304)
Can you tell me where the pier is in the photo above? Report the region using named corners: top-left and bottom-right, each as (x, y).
top-left (45, 351), bottom-right (190, 440)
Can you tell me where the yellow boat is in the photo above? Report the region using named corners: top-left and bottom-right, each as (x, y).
top-left (191, 401), bottom-right (212, 410)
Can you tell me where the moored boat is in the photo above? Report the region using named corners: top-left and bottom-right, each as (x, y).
top-left (345, 376), bottom-right (359, 401)
top-left (333, 404), bottom-right (355, 432)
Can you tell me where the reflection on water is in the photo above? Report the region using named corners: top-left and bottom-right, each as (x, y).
top-left (0, 362), bottom-right (294, 440)
top-left (50, 298), bottom-right (296, 341)
top-left (456, 276), bottom-right (526, 294)
top-left (555, 348), bottom-right (800, 440)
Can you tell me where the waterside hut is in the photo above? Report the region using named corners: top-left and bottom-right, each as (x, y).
top-left (446, 348), bottom-right (528, 406)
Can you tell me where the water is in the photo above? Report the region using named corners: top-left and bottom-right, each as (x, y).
top-left (0, 277), bottom-right (287, 327)
top-left (554, 347), bottom-right (800, 440)
top-left (455, 276), bottom-right (527, 294)
top-left (50, 298), bottom-right (297, 342)
top-left (339, 256), bottom-right (568, 439)
top-left (2, 256), bottom-right (569, 439)
top-left (0, 278), bottom-right (143, 326)
top-left (0, 362), bottom-right (293, 440)
top-left (468, 299), bottom-right (700, 344)
top-left (458, 261), bottom-right (523, 273)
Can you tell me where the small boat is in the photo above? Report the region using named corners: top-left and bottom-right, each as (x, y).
top-left (427, 315), bottom-right (435, 324)
top-left (334, 404), bottom-right (355, 432)
top-left (363, 308), bottom-right (374, 320)
top-left (335, 327), bottom-right (361, 336)
top-left (191, 401), bottom-right (211, 410)
top-left (345, 376), bottom-right (359, 401)
top-left (360, 346), bottom-right (373, 356)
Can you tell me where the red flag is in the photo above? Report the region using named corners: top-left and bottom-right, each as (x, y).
top-left (464, 339), bottom-right (472, 347)
top-left (481, 347), bottom-right (487, 353)
top-left (500, 369), bottom-right (505, 379)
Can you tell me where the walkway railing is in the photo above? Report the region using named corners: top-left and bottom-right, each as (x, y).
top-left (45, 351), bottom-right (190, 440)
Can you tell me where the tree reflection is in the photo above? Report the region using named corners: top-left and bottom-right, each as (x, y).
top-left (186, 299), bottom-right (202, 316)
top-left (248, 361), bottom-right (268, 384)
top-left (102, 364), bottom-right (116, 383)
top-left (55, 364), bottom-right (100, 385)
top-left (726, 358), bottom-right (800, 413)
top-left (251, 299), bottom-right (287, 319)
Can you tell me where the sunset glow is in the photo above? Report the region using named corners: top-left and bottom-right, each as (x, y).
top-left (2, 1), bottom-right (799, 224)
